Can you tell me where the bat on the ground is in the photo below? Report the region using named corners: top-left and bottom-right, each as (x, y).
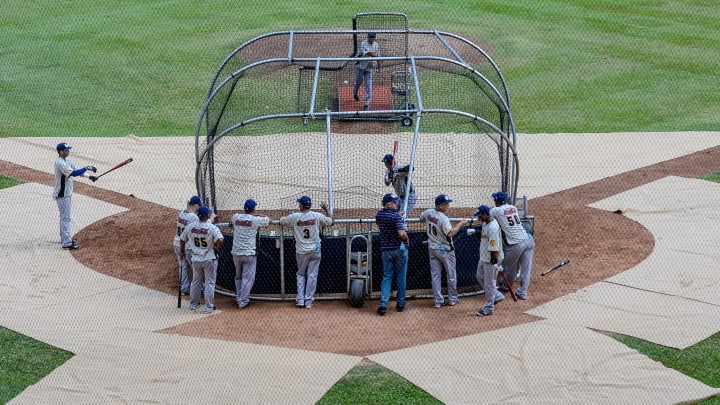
top-left (96, 158), bottom-right (133, 179)
top-left (542, 258), bottom-right (570, 276)
top-left (499, 269), bottom-right (518, 302)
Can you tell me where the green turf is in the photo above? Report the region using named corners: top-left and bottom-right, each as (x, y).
top-left (317, 362), bottom-right (442, 405)
top-left (0, 327), bottom-right (74, 403)
top-left (700, 172), bottom-right (720, 183)
top-left (1, 0), bottom-right (718, 137)
top-left (0, 175), bottom-right (23, 189)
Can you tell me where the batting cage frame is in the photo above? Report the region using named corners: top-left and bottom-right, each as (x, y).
top-left (193, 12), bottom-right (525, 305)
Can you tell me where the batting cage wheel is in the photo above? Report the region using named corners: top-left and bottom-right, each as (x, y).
top-left (195, 12), bottom-right (522, 302)
top-left (349, 279), bottom-right (365, 308)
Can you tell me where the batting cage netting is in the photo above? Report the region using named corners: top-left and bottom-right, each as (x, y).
top-left (194, 12), bottom-right (522, 304)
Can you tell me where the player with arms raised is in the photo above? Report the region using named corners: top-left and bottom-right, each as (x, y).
top-left (229, 199), bottom-right (270, 309)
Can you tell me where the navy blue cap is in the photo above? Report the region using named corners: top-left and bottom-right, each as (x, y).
top-left (188, 196), bottom-right (202, 205)
top-left (492, 191), bottom-right (507, 203)
top-left (198, 205), bottom-right (212, 217)
top-left (474, 205), bottom-right (491, 216)
top-left (435, 194), bottom-right (452, 205)
top-left (56, 142), bottom-right (72, 152)
top-left (368, 32), bottom-right (377, 38)
top-left (382, 193), bottom-right (400, 205)
top-left (381, 154), bottom-right (394, 163)
top-left (244, 199), bottom-right (257, 212)
top-left (297, 196), bottom-right (312, 208)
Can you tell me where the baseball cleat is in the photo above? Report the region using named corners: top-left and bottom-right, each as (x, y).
top-left (396, 305), bottom-right (404, 312)
top-left (449, 300), bottom-right (459, 306)
top-left (203, 305), bottom-right (215, 314)
top-left (433, 303), bottom-right (442, 309)
top-left (476, 309), bottom-right (493, 317)
top-left (377, 306), bottom-right (387, 316)
top-left (295, 302), bottom-right (305, 307)
top-left (189, 303), bottom-right (199, 311)
top-left (353, 94), bottom-right (359, 101)
top-left (62, 243), bottom-right (79, 250)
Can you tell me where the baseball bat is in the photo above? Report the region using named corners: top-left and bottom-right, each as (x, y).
top-left (541, 258), bottom-right (570, 276)
top-left (499, 269), bottom-right (518, 302)
top-left (96, 158), bottom-right (133, 179)
top-left (391, 140), bottom-right (399, 167)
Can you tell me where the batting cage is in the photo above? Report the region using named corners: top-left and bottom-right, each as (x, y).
top-left (194, 12), bottom-right (522, 305)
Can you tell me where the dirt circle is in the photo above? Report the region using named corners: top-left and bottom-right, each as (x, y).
top-left (58, 147), bottom-right (718, 356)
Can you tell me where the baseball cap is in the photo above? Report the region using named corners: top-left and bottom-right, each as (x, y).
top-left (297, 196), bottom-right (312, 208)
top-left (492, 191), bottom-right (507, 203)
top-left (435, 194), bottom-right (452, 205)
top-left (198, 205), bottom-right (211, 217)
top-left (381, 154), bottom-right (394, 163)
top-left (368, 32), bottom-right (377, 38)
top-left (56, 142), bottom-right (72, 152)
top-left (244, 199), bottom-right (257, 212)
top-left (188, 195), bottom-right (202, 205)
top-left (474, 205), bottom-right (490, 216)
top-left (382, 193), bottom-right (400, 205)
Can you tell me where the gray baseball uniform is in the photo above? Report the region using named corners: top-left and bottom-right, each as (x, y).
top-left (53, 155), bottom-right (92, 247)
top-left (280, 210), bottom-right (332, 308)
top-left (230, 212), bottom-right (270, 308)
top-left (419, 208), bottom-right (458, 306)
top-left (476, 219), bottom-right (505, 314)
top-left (384, 164), bottom-right (417, 214)
top-left (490, 204), bottom-right (535, 299)
top-left (173, 210), bottom-right (199, 294)
top-left (180, 220), bottom-right (224, 313)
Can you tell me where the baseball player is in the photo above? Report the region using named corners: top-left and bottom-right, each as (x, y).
top-left (490, 191), bottom-right (535, 300)
top-left (382, 153), bottom-right (417, 215)
top-left (375, 193), bottom-right (410, 315)
top-left (469, 205), bottom-right (505, 317)
top-left (419, 194), bottom-right (469, 308)
top-left (53, 142), bottom-right (98, 250)
top-left (179, 205), bottom-right (224, 314)
top-left (279, 196), bottom-right (333, 309)
top-left (352, 32), bottom-right (381, 110)
top-left (229, 199), bottom-right (270, 309)
top-left (173, 195), bottom-right (202, 295)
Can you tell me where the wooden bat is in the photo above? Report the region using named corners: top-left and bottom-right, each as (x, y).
top-left (391, 140), bottom-right (399, 167)
top-left (96, 158), bottom-right (133, 179)
top-left (542, 259), bottom-right (570, 276)
top-left (498, 268), bottom-right (518, 302)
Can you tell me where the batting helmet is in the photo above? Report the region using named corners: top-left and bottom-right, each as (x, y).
top-left (188, 195), bottom-right (202, 205)
top-left (492, 191), bottom-right (507, 203)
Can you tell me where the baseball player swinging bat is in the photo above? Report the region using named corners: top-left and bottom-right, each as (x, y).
top-left (542, 258), bottom-right (570, 276)
top-left (95, 158), bottom-right (133, 180)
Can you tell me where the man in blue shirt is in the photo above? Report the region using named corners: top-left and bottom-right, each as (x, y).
top-left (375, 193), bottom-right (410, 315)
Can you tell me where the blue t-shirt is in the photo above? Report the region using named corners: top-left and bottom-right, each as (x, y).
top-left (376, 208), bottom-right (407, 250)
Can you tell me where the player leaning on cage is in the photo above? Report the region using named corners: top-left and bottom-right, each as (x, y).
top-left (469, 205), bottom-right (506, 317)
top-left (180, 206), bottom-right (224, 314)
top-left (419, 194), bottom-right (469, 308)
top-left (490, 191), bottom-right (535, 301)
top-left (53, 142), bottom-right (98, 250)
top-left (279, 196), bottom-right (333, 309)
top-left (173, 195), bottom-right (202, 295)
top-left (229, 199), bottom-right (270, 309)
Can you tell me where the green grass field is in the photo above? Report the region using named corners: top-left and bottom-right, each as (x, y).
top-left (2, 1), bottom-right (720, 403)
top-left (1, 0), bottom-right (718, 137)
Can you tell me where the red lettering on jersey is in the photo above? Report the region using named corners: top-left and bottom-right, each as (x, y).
top-left (296, 219), bottom-right (316, 227)
top-left (191, 227), bottom-right (209, 235)
top-left (235, 220), bottom-right (253, 227)
top-left (178, 218), bottom-right (188, 226)
top-left (502, 207), bottom-right (517, 216)
top-left (427, 215), bottom-right (439, 224)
